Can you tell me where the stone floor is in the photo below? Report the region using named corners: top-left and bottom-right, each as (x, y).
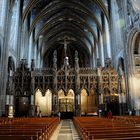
top-left (50, 119), bottom-right (81, 140)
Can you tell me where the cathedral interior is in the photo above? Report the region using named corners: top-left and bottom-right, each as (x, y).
top-left (0, 0), bottom-right (140, 119)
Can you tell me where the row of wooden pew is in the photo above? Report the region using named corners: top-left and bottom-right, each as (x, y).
top-left (73, 116), bottom-right (140, 140)
top-left (0, 117), bottom-right (59, 140)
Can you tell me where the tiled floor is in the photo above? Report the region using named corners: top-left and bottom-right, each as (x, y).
top-left (50, 119), bottom-right (81, 140)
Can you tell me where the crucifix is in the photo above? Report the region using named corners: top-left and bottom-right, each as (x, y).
top-left (62, 37), bottom-right (70, 93)
top-left (59, 36), bottom-right (70, 68)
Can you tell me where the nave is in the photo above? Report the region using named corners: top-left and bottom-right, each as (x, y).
top-left (1, 116), bottom-right (140, 140)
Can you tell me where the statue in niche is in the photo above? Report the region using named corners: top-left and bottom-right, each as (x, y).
top-left (31, 59), bottom-right (35, 71)
top-left (20, 59), bottom-right (28, 71)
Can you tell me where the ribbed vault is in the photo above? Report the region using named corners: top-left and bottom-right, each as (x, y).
top-left (22, 0), bottom-right (110, 68)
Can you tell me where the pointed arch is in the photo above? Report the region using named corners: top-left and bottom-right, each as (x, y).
top-left (34, 87), bottom-right (43, 95)
top-left (35, 89), bottom-right (42, 105)
top-left (127, 29), bottom-right (140, 110)
top-left (80, 89), bottom-right (88, 115)
top-left (128, 28), bottom-right (140, 75)
top-left (45, 89), bottom-right (52, 116)
top-left (67, 89), bottom-right (74, 98)
top-left (103, 87), bottom-right (110, 96)
top-left (35, 89), bottom-right (52, 116)
top-left (57, 89), bottom-right (74, 114)
top-left (58, 89), bottom-right (65, 99)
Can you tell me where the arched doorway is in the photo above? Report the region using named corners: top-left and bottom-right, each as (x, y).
top-left (128, 31), bottom-right (140, 114)
top-left (80, 89), bottom-right (88, 116)
top-left (35, 89), bottom-right (52, 116)
top-left (103, 88), bottom-right (119, 116)
top-left (58, 89), bottom-right (74, 119)
top-left (87, 88), bottom-right (98, 115)
top-left (109, 94), bottom-right (119, 115)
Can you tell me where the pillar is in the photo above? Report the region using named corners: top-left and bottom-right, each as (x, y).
top-left (28, 33), bottom-right (33, 68)
top-left (99, 32), bottom-right (105, 67)
top-left (104, 17), bottom-right (112, 59)
top-left (0, 0), bottom-right (9, 116)
top-left (30, 76), bottom-right (35, 117)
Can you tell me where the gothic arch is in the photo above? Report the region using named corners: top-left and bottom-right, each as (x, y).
top-left (127, 28), bottom-right (140, 75)
top-left (80, 88), bottom-right (89, 96)
top-left (57, 89), bottom-right (74, 118)
top-left (35, 89), bottom-right (52, 116)
top-left (34, 87), bottom-right (43, 95)
top-left (58, 89), bottom-right (65, 98)
top-left (67, 89), bottom-right (74, 97)
top-left (15, 88), bottom-right (22, 96)
top-left (80, 89), bottom-right (88, 115)
top-left (103, 87), bottom-right (110, 96)
top-left (127, 29), bottom-right (140, 110)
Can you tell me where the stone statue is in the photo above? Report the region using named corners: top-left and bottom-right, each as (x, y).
top-left (31, 59), bottom-right (35, 71)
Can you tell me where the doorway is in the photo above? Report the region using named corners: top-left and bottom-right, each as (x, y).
top-left (58, 89), bottom-right (74, 119)
top-left (15, 96), bottom-right (29, 117)
top-left (35, 89), bottom-right (52, 116)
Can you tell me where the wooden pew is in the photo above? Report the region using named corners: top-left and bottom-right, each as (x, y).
top-left (0, 117), bottom-right (59, 140)
top-left (73, 116), bottom-right (140, 140)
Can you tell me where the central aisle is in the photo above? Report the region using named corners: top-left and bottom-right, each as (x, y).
top-left (50, 119), bottom-right (81, 140)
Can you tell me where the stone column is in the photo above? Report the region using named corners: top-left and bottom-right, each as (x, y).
top-left (75, 51), bottom-right (80, 116)
top-left (34, 45), bottom-right (37, 65)
top-left (0, 0), bottom-right (9, 116)
top-left (28, 33), bottom-right (33, 68)
top-left (53, 50), bottom-right (58, 114)
top-left (14, 0), bottom-right (21, 56)
top-left (30, 74), bottom-right (35, 117)
top-left (104, 17), bottom-right (112, 59)
top-left (96, 44), bottom-right (99, 59)
top-left (8, 95), bottom-right (14, 118)
top-left (99, 32), bottom-right (105, 67)
top-left (30, 95), bottom-right (34, 106)
top-left (75, 92), bottom-right (80, 116)
top-left (20, 16), bottom-right (29, 59)
top-left (38, 36), bottom-right (43, 68)
top-left (93, 52), bottom-right (96, 68)
top-left (97, 67), bottom-right (101, 116)
top-left (118, 76), bottom-right (122, 115)
top-left (0, 0), bottom-right (7, 28)
top-left (16, 0), bottom-right (22, 62)
top-left (37, 52), bottom-right (41, 68)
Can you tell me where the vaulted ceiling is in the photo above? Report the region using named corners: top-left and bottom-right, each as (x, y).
top-left (22, 0), bottom-right (110, 67)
